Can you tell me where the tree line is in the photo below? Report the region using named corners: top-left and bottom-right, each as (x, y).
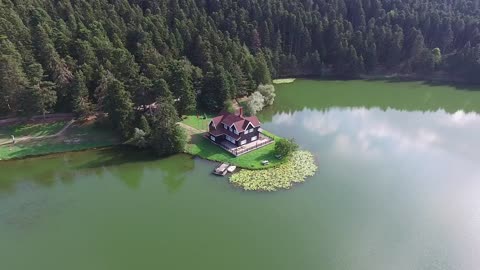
top-left (1, 0), bottom-right (480, 154)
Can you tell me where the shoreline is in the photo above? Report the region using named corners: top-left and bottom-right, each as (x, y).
top-left (0, 145), bottom-right (119, 162)
top-left (275, 72), bottom-right (480, 88)
top-left (4, 73), bottom-right (475, 162)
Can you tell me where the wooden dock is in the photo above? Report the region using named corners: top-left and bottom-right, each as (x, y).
top-left (213, 163), bottom-right (229, 176)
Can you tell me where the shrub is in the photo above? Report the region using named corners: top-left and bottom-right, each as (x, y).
top-left (274, 138), bottom-right (299, 158)
top-left (223, 100), bottom-right (235, 113)
top-left (138, 115), bottom-right (151, 135)
top-left (125, 128), bottom-right (148, 148)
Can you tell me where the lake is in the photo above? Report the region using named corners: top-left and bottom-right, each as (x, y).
top-left (2, 79), bottom-right (480, 270)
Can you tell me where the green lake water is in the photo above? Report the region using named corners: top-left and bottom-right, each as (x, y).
top-left (2, 79), bottom-right (480, 269)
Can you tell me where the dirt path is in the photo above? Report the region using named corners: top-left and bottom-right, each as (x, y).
top-left (0, 119), bottom-right (76, 146)
top-left (232, 97), bottom-right (248, 111)
top-left (178, 122), bottom-right (203, 135)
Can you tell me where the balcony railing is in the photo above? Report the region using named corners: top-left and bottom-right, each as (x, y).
top-left (204, 133), bottom-right (274, 157)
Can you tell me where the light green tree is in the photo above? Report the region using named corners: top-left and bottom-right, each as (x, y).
top-left (257, 84), bottom-right (276, 106)
top-left (245, 91), bottom-right (265, 116)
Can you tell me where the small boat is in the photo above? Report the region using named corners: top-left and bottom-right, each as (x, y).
top-left (227, 165), bottom-right (237, 173)
top-left (213, 163), bottom-right (229, 176)
top-left (261, 160), bottom-right (270, 165)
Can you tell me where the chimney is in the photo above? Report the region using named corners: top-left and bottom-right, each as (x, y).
top-left (239, 107), bottom-right (243, 117)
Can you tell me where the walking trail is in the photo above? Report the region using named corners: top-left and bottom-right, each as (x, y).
top-left (178, 122), bottom-right (203, 136)
top-left (0, 120), bottom-right (76, 146)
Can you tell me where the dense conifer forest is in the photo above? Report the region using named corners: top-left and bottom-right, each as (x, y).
top-left (2, 0), bottom-right (480, 153)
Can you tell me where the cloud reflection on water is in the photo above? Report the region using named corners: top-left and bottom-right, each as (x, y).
top-left (270, 107), bottom-right (480, 162)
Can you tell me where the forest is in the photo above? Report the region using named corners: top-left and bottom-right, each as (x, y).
top-left (2, 0), bottom-right (480, 154)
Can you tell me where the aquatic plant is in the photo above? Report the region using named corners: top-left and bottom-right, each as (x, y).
top-left (229, 150), bottom-right (317, 191)
top-left (272, 78), bottom-right (296, 84)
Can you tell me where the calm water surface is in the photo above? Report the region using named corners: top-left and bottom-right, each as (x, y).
top-left (2, 80), bottom-right (480, 270)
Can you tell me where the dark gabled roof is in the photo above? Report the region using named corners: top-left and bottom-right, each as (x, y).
top-left (210, 110), bottom-right (260, 132)
top-left (244, 116), bottom-right (260, 127)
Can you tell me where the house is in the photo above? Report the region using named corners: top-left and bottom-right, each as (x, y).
top-left (208, 108), bottom-right (262, 147)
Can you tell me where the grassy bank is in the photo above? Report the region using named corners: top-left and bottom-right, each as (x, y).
top-left (0, 121), bottom-right (119, 160)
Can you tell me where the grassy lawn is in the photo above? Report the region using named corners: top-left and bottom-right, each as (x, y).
top-left (181, 113), bottom-right (285, 169)
top-left (180, 114), bottom-right (212, 131)
top-left (0, 121), bottom-right (67, 143)
top-left (183, 126), bottom-right (285, 169)
top-left (0, 122), bottom-right (120, 160)
top-left (181, 110), bottom-right (285, 169)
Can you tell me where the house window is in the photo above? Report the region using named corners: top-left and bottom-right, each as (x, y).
top-left (251, 136), bottom-right (257, 141)
top-left (234, 130), bottom-right (239, 135)
top-left (210, 136), bottom-right (216, 141)
top-left (240, 140), bottom-right (246, 145)
top-left (226, 135), bottom-right (235, 144)
top-left (249, 128), bottom-right (254, 133)
top-left (223, 124), bottom-right (228, 129)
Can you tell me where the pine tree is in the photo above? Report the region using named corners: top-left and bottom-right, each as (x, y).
top-left (25, 63), bottom-right (44, 85)
top-left (200, 65), bottom-right (231, 112)
top-left (152, 79), bottom-right (174, 103)
top-left (253, 53), bottom-right (272, 85)
top-left (102, 75), bottom-right (134, 138)
top-left (365, 41), bottom-right (378, 72)
top-left (129, 75), bottom-right (153, 106)
top-left (387, 27), bottom-right (404, 68)
top-left (348, 0), bottom-right (366, 30)
top-left (231, 64), bottom-right (251, 96)
top-left (251, 29), bottom-right (262, 52)
top-left (149, 98), bottom-right (186, 156)
top-left (167, 60), bottom-right (196, 116)
top-left (31, 81), bottom-right (57, 119)
top-left (0, 39), bottom-right (28, 115)
top-left (188, 35), bottom-right (211, 69)
top-left (72, 70), bottom-right (93, 118)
